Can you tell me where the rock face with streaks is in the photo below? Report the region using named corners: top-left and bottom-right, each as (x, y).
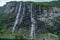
top-left (3, 1), bottom-right (60, 40)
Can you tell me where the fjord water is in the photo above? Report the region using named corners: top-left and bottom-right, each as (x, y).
top-left (12, 2), bottom-right (22, 33)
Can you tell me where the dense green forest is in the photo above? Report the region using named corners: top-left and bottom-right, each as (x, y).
top-left (25, 1), bottom-right (60, 7)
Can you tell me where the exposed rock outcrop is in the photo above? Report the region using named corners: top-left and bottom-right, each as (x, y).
top-left (2, 1), bottom-right (60, 40)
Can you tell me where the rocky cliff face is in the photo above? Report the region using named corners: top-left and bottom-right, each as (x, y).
top-left (2, 1), bottom-right (60, 40)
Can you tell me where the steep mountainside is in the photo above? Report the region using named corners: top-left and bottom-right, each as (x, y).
top-left (0, 1), bottom-right (60, 40)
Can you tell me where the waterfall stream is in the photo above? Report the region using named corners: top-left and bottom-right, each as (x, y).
top-left (19, 4), bottom-right (25, 24)
top-left (12, 2), bottom-right (22, 33)
top-left (12, 3), bottom-right (36, 39)
top-left (30, 4), bottom-right (36, 39)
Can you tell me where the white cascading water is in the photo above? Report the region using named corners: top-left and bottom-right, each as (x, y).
top-left (19, 4), bottom-right (25, 23)
top-left (30, 4), bottom-right (36, 39)
top-left (12, 2), bottom-right (22, 33)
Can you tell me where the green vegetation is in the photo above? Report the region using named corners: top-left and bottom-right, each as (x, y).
top-left (0, 33), bottom-right (58, 40)
top-left (6, 1), bottom-right (60, 7)
top-left (25, 1), bottom-right (60, 7)
top-left (58, 35), bottom-right (60, 40)
top-left (0, 34), bottom-right (28, 40)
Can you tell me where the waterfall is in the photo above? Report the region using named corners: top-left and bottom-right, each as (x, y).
top-left (19, 4), bottom-right (25, 24)
top-left (30, 4), bottom-right (36, 39)
top-left (12, 2), bottom-right (22, 33)
top-left (30, 22), bottom-right (36, 39)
